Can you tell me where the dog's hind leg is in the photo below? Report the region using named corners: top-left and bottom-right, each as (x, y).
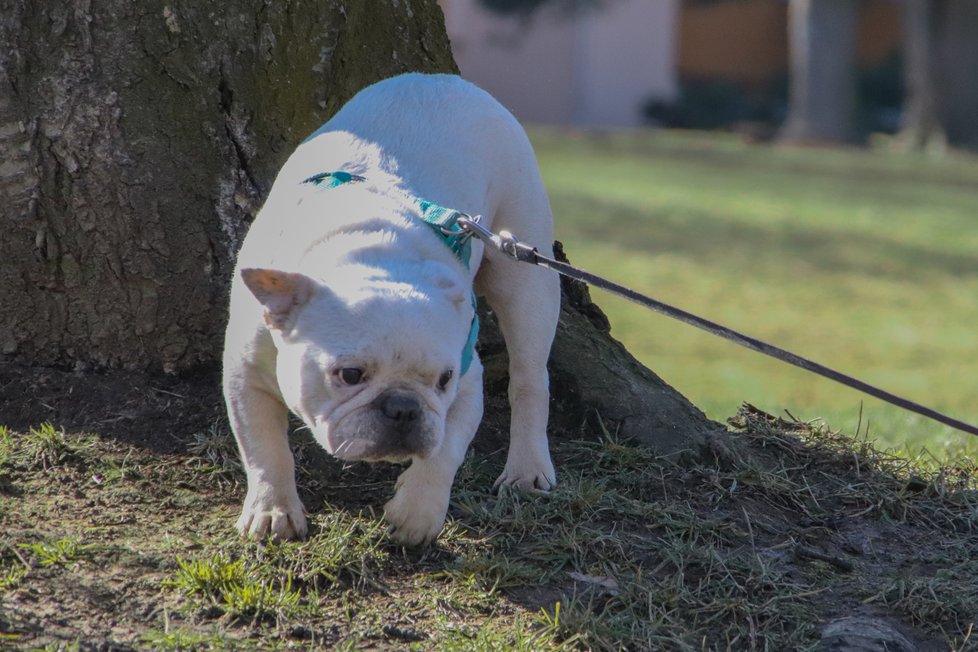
top-left (476, 173), bottom-right (560, 492)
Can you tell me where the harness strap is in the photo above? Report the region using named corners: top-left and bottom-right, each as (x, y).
top-left (302, 171), bottom-right (366, 190)
top-left (416, 200), bottom-right (476, 266)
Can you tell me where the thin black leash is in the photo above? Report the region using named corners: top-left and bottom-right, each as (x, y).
top-left (456, 216), bottom-right (978, 438)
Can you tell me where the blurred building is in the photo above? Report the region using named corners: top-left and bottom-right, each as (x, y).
top-left (439, 0), bottom-right (902, 129)
top-left (440, 0), bottom-right (680, 127)
top-left (679, 0), bottom-right (901, 90)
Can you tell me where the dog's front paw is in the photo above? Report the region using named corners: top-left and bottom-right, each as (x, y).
top-left (236, 487), bottom-right (308, 542)
top-left (383, 474), bottom-right (450, 547)
top-left (494, 450), bottom-right (556, 492)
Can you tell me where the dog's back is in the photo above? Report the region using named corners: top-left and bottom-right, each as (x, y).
top-left (301, 74), bottom-right (540, 232)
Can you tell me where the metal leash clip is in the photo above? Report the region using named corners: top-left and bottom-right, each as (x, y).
top-left (439, 214), bottom-right (475, 243)
top-left (454, 214), bottom-right (490, 242)
top-left (456, 215), bottom-right (539, 264)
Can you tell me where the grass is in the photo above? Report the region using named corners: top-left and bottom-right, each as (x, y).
top-left (4, 423), bottom-right (96, 470)
top-left (17, 537), bottom-right (96, 568)
top-left (3, 412), bottom-right (978, 649)
top-left (873, 560), bottom-right (978, 632)
top-left (167, 553), bottom-right (303, 621)
top-left (533, 128), bottom-right (978, 458)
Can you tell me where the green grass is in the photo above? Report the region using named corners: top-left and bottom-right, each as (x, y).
top-left (6, 423), bottom-right (96, 470)
top-left (167, 553), bottom-right (303, 621)
top-left (533, 129), bottom-right (978, 458)
top-left (18, 537), bottom-right (96, 568)
top-left (4, 416), bottom-right (978, 649)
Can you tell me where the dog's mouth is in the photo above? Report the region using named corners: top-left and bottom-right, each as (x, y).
top-left (331, 437), bottom-right (391, 462)
top-left (329, 434), bottom-right (430, 463)
top-left (315, 400), bottom-right (440, 463)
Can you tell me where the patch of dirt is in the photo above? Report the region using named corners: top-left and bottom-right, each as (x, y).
top-left (0, 361), bottom-right (223, 453)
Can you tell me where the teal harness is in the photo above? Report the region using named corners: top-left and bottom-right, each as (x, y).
top-left (302, 171), bottom-right (479, 376)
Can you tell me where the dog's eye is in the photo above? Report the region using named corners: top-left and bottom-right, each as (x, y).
top-left (337, 367), bottom-right (364, 386)
top-left (437, 369), bottom-right (453, 390)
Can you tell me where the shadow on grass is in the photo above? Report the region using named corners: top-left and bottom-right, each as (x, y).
top-left (546, 130), bottom-right (978, 198)
top-left (553, 192), bottom-right (978, 283)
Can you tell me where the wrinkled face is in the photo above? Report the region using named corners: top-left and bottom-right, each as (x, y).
top-left (248, 268), bottom-right (471, 463)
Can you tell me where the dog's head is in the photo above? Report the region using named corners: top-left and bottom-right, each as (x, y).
top-left (241, 263), bottom-right (473, 462)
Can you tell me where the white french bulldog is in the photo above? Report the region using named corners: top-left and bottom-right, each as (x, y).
top-left (222, 73), bottom-right (560, 546)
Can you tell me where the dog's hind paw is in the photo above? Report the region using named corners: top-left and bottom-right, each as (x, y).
top-left (493, 453), bottom-right (556, 493)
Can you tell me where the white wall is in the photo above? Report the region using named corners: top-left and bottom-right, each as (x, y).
top-left (442, 0), bottom-right (679, 127)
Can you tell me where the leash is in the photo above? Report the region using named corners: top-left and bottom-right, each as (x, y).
top-left (455, 215), bottom-right (978, 439)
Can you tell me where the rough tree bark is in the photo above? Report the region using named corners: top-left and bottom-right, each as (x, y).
top-left (779, 0), bottom-right (860, 144)
top-left (0, 0), bottom-right (723, 458)
top-left (0, 0), bottom-right (457, 371)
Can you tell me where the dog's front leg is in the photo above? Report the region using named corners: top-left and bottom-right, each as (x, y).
top-left (226, 378), bottom-right (308, 541)
top-left (384, 359), bottom-right (484, 546)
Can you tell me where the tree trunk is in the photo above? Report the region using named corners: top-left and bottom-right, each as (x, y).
top-left (0, 0), bottom-right (458, 372)
top-left (900, 0), bottom-right (978, 153)
top-left (898, 0), bottom-right (945, 151)
top-left (779, 0), bottom-right (860, 144)
top-left (0, 0), bottom-right (725, 459)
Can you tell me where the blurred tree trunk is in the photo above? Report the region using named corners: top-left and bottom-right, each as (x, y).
top-left (780, 0), bottom-right (860, 144)
top-left (900, 0), bottom-right (978, 152)
top-left (0, 0), bottom-right (458, 372)
top-left (899, 0), bottom-right (945, 150)
top-left (933, 0), bottom-right (978, 150)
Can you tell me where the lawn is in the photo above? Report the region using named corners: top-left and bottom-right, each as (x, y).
top-left (534, 129), bottom-right (978, 459)
top-left (4, 414), bottom-right (978, 650)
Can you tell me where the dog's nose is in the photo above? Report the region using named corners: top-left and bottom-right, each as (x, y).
top-left (380, 392), bottom-right (421, 423)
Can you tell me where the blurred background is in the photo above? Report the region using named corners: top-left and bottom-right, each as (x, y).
top-left (439, 0), bottom-right (978, 458)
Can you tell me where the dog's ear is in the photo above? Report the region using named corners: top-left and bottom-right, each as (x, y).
top-left (241, 268), bottom-right (315, 331)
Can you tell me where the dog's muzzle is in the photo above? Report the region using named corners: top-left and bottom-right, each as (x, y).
top-left (322, 389), bottom-right (439, 462)
top-left (378, 391), bottom-right (422, 431)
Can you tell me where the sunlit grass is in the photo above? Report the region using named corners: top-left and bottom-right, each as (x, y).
top-left (534, 128), bottom-right (978, 458)
top-left (18, 536), bottom-right (96, 567)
